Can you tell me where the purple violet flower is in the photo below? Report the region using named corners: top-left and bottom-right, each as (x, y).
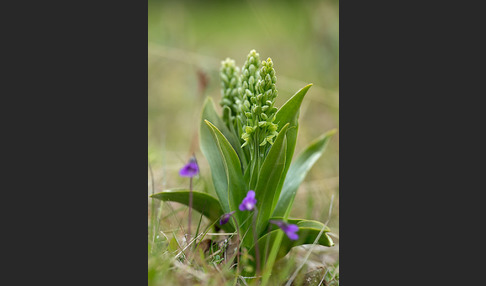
top-left (239, 190), bottom-right (257, 211)
top-left (219, 211), bottom-right (236, 225)
top-left (269, 220), bottom-right (299, 240)
top-left (179, 156), bottom-right (199, 177)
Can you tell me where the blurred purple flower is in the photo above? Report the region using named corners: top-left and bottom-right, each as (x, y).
top-left (239, 190), bottom-right (257, 211)
top-left (269, 220), bottom-right (299, 240)
top-left (219, 211), bottom-right (236, 225)
top-left (179, 156), bottom-right (199, 177)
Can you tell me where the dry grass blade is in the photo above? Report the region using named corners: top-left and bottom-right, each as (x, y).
top-left (317, 268), bottom-right (330, 286)
top-left (174, 232), bottom-right (205, 259)
top-left (172, 260), bottom-right (209, 282)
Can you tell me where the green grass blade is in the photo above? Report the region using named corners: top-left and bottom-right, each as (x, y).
top-left (273, 129), bottom-right (336, 217)
top-left (150, 190), bottom-right (234, 233)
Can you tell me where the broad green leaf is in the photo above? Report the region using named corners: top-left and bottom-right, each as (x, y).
top-left (221, 106), bottom-right (240, 148)
top-left (200, 115), bottom-right (231, 214)
top-left (151, 190), bottom-right (234, 233)
top-left (273, 84), bottom-right (312, 211)
top-left (253, 123), bottom-right (289, 238)
top-left (205, 120), bottom-right (249, 230)
top-left (243, 159), bottom-right (252, 188)
top-left (247, 155), bottom-right (259, 191)
top-left (200, 97), bottom-right (247, 171)
top-left (251, 219), bottom-right (334, 264)
top-left (273, 129), bottom-right (336, 217)
top-left (275, 84), bottom-right (312, 134)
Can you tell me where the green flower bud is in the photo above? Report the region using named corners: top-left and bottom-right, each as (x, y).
top-left (240, 50), bottom-right (261, 101)
top-left (252, 105), bottom-right (261, 114)
top-left (268, 124), bottom-right (278, 132)
top-left (249, 64), bottom-right (256, 75)
top-left (243, 69), bottom-right (249, 78)
top-left (249, 76), bottom-right (255, 88)
top-left (244, 100), bottom-right (251, 109)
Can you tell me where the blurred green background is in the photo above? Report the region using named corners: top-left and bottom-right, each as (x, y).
top-left (148, 0), bottom-right (339, 233)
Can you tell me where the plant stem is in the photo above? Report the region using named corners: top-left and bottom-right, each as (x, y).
top-left (231, 216), bottom-right (241, 275)
top-left (252, 208), bottom-right (261, 276)
top-left (264, 225), bottom-right (271, 264)
top-left (194, 212), bottom-right (204, 250)
top-left (188, 176), bottom-right (193, 241)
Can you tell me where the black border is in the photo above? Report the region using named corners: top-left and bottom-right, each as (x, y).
top-left (5, 0), bottom-right (483, 284)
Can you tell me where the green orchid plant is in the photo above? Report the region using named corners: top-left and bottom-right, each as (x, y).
top-left (152, 50), bottom-right (336, 276)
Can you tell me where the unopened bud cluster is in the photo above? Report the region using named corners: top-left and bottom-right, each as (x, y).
top-left (237, 50), bottom-right (261, 142)
top-left (219, 58), bottom-right (240, 117)
top-left (219, 50), bottom-right (280, 152)
top-left (241, 58), bottom-right (278, 147)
